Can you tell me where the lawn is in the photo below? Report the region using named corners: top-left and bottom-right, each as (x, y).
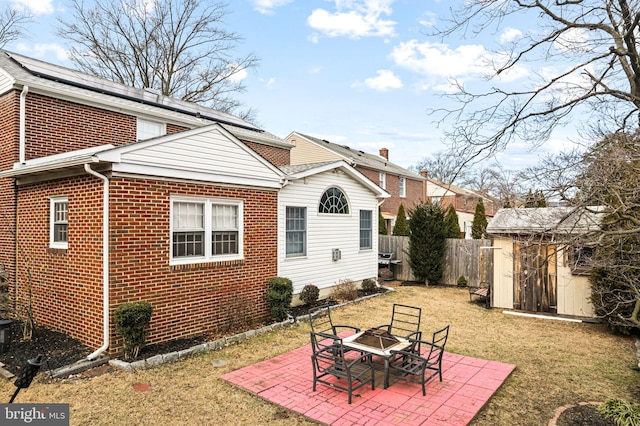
top-left (0, 284), bottom-right (637, 425)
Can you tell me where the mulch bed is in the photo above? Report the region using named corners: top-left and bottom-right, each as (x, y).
top-left (555, 403), bottom-right (615, 426)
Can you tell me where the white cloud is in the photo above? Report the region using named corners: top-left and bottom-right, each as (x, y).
top-left (260, 77), bottom-right (276, 89)
top-left (15, 43), bottom-right (68, 61)
top-left (11, 0), bottom-right (54, 15)
top-left (554, 28), bottom-right (590, 53)
top-left (500, 27), bottom-right (522, 44)
top-left (362, 69), bottom-right (403, 91)
top-left (418, 11), bottom-right (436, 28)
top-left (250, 0), bottom-right (294, 15)
top-left (226, 65), bottom-right (248, 82)
top-left (307, 0), bottom-right (396, 39)
top-left (390, 40), bottom-right (488, 78)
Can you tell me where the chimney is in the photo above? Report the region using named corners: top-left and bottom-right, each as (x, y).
top-left (420, 169), bottom-right (428, 201)
top-left (420, 169), bottom-right (427, 178)
top-left (379, 148), bottom-right (389, 160)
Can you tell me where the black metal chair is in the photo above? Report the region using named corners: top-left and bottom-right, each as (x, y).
top-left (309, 304), bottom-right (360, 337)
top-left (374, 303), bottom-right (422, 340)
top-left (310, 331), bottom-right (375, 404)
top-left (388, 325), bottom-right (450, 396)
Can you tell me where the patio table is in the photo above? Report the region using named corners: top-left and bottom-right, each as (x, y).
top-left (342, 329), bottom-right (412, 389)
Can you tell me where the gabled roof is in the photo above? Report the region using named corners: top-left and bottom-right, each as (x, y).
top-left (279, 160), bottom-right (389, 198)
top-left (288, 132), bottom-right (423, 180)
top-left (0, 50), bottom-right (292, 149)
top-left (487, 207), bottom-right (605, 235)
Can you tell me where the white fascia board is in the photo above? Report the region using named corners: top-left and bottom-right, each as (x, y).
top-left (111, 163), bottom-right (282, 189)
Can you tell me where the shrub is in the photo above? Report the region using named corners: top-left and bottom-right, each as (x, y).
top-left (114, 301), bottom-right (153, 360)
top-left (361, 278), bottom-right (377, 294)
top-left (457, 276), bottom-right (468, 287)
top-left (332, 279), bottom-right (358, 302)
top-left (300, 284), bottom-right (320, 305)
top-left (266, 277), bottom-right (293, 321)
top-left (597, 399), bottom-right (640, 426)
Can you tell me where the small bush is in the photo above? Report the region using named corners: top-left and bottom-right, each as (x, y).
top-left (361, 278), bottom-right (377, 294)
top-left (597, 399), bottom-right (640, 426)
top-left (333, 279), bottom-right (358, 302)
top-left (266, 277), bottom-right (293, 321)
top-left (457, 276), bottom-right (468, 287)
top-left (300, 284), bottom-right (320, 305)
top-left (114, 301), bottom-right (153, 360)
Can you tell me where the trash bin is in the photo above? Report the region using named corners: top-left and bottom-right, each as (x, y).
top-left (0, 319), bottom-right (13, 353)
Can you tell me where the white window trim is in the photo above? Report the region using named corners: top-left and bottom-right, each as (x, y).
top-left (170, 196), bottom-right (244, 265)
top-left (50, 196), bottom-right (68, 249)
top-left (285, 206), bottom-right (307, 258)
top-left (399, 176), bottom-right (406, 198)
top-left (137, 117), bottom-right (167, 141)
top-left (359, 210), bottom-right (373, 251)
top-left (379, 172), bottom-right (386, 190)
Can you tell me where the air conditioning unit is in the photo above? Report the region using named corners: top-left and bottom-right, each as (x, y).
top-left (332, 248), bottom-right (341, 262)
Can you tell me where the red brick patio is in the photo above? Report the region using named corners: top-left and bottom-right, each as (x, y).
top-left (220, 340), bottom-right (515, 425)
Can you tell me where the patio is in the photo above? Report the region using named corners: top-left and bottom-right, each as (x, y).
top-left (221, 338), bottom-right (515, 425)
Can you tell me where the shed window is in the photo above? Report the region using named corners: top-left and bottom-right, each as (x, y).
top-left (569, 246), bottom-right (595, 275)
top-left (50, 197), bottom-right (68, 249)
top-left (319, 187), bottom-right (349, 214)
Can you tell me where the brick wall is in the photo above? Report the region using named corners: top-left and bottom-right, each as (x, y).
top-left (15, 174), bottom-right (278, 353)
top-left (243, 140), bottom-right (291, 166)
top-left (357, 166), bottom-right (425, 216)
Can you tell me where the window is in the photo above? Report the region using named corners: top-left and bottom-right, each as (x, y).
top-left (286, 207), bottom-right (306, 257)
top-left (319, 187), bottom-right (350, 214)
top-left (171, 197), bottom-right (243, 264)
top-left (570, 246), bottom-right (595, 275)
top-left (50, 197), bottom-right (68, 249)
top-left (379, 172), bottom-right (386, 190)
top-left (137, 118), bottom-right (166, 141)
top-left (360, 210), bottom-right (372, 250)
top-left (399, 176), bottom-right (406, 197)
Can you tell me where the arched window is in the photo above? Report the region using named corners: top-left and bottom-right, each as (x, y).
top-left (319, 187), bottom-right (350, 214)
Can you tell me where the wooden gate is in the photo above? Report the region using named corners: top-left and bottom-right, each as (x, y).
top-left (513, 242), bottom-right (557, 313)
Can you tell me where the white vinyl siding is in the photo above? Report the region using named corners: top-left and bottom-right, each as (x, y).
top-left (50, 196), bottom-right (68, 249)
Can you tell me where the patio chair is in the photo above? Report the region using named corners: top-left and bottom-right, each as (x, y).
top-left (373, 303), bottom-right (422, 340)
top-left (308, 304), bottom-right (360, 338)
top-left (388, 325), bottom-right (450, 396)
top-left (310, 331), bottom-right (375, 404)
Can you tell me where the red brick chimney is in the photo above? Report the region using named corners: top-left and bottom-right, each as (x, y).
top-left (420, 169), bottom-right (428, 201)
top-left (379, 148), bottom-right (389, 160)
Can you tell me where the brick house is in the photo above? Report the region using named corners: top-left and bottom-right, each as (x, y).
top-left (286, 132), bottom-right (425, 232)
top-left (0, 50), bottom-right (387, 357)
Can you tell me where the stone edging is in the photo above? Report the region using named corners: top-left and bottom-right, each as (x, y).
top-left (548, 401), bottom-right (601, 426)
top-left (108, 285), bottom-right (395, 372)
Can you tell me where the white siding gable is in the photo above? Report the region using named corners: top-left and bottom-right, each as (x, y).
top-left (102, 125), bottom-right (284, 188)
top-left (279, 167), bottom-right (380, 293)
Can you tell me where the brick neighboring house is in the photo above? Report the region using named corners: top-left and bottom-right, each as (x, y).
top-left (0, 50), bottom-right (297, 356)
top-left (421, 171), bottom-right (498, 238)
top-left (286, 132), bottom-right (425, 232)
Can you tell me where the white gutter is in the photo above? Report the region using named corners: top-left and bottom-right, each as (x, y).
top-left (84, 164), bottom-right (110, 360)
top-left (19, 85), bottom-right (28, 164)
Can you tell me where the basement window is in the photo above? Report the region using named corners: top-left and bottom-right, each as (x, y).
top-left (50, 196), bottom-right (68, 249)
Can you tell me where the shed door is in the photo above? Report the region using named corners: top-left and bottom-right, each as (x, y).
top-left (513, 242), bottom-right (557, 313)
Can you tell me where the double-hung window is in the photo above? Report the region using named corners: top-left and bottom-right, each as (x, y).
top-left (171, 197), bottom-right (243, 264)
top-left (379, 172), bottom-right (386, 190)
top-left (359, 210), bottom-right (372, 250)
top-left (399, 176), bottom-right (406, 197)
top-left (50, 196), bottom-right (68, 249)
top-left (137, 118), bottom-right (166, 141)
top-left (286, 207), bottom-right (306, 257)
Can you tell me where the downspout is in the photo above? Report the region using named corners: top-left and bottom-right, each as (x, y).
top-left (84, 164), bottom-right (109, 360)
top-left (19, 86), bottom-right (28, 164)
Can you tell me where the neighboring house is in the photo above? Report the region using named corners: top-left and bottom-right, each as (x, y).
top-left (421, 172), bottom-right (498, 239)
top-left (0, 50), bottom-right (384, 355)
top-left (278, 161), bottom-right (388, 300)
top-left (286, 132), bottom-right (425, 232)
top-left (487, 207), bottom-right (602, 318)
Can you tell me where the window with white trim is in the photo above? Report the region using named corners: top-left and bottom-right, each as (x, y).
top-left (319, 187), bottom-right (350, 214)
top-left (379, 172), bottom-right (386, 190)
top-left (137, 118), bottom-right (166, 141)
top-left (359, 210), bottom-right (372, 250)
top-left (50, 197), bottom-right (68, 249)
top-left (171, 197), bottom-right (243, 264)
top-left (286, 207), bottom-right (306, 257)
top-left (399, 176), bottom-right (406, 197)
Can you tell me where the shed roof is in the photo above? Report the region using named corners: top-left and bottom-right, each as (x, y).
top-left (487, 207), bottom-right (605, 235)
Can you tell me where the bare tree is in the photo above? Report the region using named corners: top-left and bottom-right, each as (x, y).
top-left (409, 151), bottom-right (472, 185)
top-left (432, 1), bottom-right (640, 162)
top-left (57, 0), bottom-right (259, 118)
top-left (0, 7), bottom-right (31, 48)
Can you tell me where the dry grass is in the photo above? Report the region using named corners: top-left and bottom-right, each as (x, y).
top-left (0, 284), bottom-right (637, 425)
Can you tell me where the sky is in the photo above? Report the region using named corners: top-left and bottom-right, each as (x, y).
top-left (1, 0), bottom-right (576, 171)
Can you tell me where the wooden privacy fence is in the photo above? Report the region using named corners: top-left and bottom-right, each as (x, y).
top-left (378, 236), bottom-right (493, 285)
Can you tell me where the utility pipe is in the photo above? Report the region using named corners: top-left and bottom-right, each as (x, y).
top-left (19, 86), bottom-right (28, 164)
top-left (84, 164), bottom-right (110, 360)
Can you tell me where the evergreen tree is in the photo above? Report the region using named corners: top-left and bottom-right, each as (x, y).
top-left (378, 208), bottom-right (387, 235)
top-left (471, 199), bottom-right (488, 239)
top-left (392, 204), bottom-right (410, 236)
top-left (444, 204), bottom-right (461, 238)
top-left (408, 202), bottom-right (447, 285)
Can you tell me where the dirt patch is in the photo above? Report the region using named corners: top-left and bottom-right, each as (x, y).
top-left (554, 403), bottom-right (615, 426)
